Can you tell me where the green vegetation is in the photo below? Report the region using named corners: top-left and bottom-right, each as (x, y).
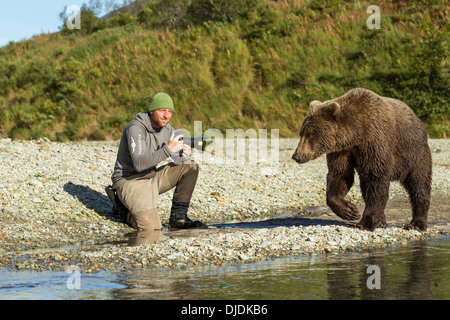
top-left (0, 0), bottom-right (448, 141)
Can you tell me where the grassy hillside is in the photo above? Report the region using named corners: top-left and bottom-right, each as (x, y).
top-left (0, 0), bottom-right (448, 141)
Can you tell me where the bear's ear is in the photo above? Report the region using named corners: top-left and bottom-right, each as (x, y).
top-left (323, 101), bottom-right (341, 119)
top-left (308, 100), bottom-right (322, 115)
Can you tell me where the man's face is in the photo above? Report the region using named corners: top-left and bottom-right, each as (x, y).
top-left (149, 108), bottom-right (173, 128)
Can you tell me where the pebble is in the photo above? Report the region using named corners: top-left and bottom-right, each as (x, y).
top-left (0, 138), bottom-right (448, 272)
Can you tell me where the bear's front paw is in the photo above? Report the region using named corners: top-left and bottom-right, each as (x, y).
top-left (337, 201), bottom-right (360, 221)
top-left (357, 214), bottom-right (386, 231)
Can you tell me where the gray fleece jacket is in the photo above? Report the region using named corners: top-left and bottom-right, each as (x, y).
top-left (111, 112), bottom-right (175, 189)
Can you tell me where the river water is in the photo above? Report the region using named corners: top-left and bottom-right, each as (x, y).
top-left (1, 236), bottom-right (449, 300)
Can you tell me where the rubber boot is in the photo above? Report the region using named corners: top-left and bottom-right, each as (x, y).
top-left (105, 185), bottom-right (129, 223)
top-left (169, 201), bottom-right (207, 229)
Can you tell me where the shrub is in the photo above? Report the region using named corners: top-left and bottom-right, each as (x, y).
top-left (60, 5), bottom-right (107, 35)
top-left (186, 0), bottom-right (264, 24)
top-left (109, 12), bottom-right (136, 27)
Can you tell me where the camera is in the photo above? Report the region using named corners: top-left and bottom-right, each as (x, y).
top-left (175, 131), bottom-right (208, 157)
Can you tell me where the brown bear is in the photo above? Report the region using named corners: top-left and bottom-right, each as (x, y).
top-left (292, 88), bottom-right (432, 231)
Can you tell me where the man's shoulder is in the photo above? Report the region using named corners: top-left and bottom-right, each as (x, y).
top-left (124, 114), bottom-right (146, 133)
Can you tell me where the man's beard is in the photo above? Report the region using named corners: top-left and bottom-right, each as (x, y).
top-left (150, 114), bottom-right (169, 128)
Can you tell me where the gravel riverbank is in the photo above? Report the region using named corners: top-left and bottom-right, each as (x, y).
top-left (0, 138), bottom-right (448, 272)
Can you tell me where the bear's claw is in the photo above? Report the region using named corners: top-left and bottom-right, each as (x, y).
top-left (337, 201), bottom-right (360, 221)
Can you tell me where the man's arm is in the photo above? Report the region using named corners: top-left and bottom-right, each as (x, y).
top-left (126, 126), bottom-right (185, 172)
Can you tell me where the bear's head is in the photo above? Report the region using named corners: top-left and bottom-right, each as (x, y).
top-left (292, 99), bottom-right (342, 164)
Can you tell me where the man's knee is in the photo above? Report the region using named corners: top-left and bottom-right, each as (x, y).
top-left (130, 208), bottom-right (162, 231)
top-left (177, 162), bottom-right (199, 179)
top-left (187, 162), bottom-right (199, 174)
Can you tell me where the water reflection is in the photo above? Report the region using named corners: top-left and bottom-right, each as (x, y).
top-left (325, 240), bottom-right (435, 299)
top-left (1, 238), bottom-right (449, 300)
top-left (124, 230), bottom-right (169, 246)
top-left (113, 273), bottom-right (198, 300)
top-left (111, 238), bottom-right (450, 300)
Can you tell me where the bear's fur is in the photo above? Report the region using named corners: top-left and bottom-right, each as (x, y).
top-left (292, 88), bottom-right (432, 231)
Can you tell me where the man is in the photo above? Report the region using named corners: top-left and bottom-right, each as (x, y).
top-left (111, 92), bottom-right (206, 230)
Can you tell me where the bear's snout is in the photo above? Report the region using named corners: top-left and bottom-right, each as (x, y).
top-left (293, 137), bottom-right (314, 164)
top-left (292, 152), bottom-right (310, 164)
top-left (292, 153), bottom-right (301, 163)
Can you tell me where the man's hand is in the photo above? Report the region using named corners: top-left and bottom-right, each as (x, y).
top-left (167, 133), bottom-right (184, 153)
top-left (180, 144), bottom-right (192, 159)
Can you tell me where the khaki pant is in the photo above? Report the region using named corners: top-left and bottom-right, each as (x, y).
top-left (116, 162), bottom-right (199, 231)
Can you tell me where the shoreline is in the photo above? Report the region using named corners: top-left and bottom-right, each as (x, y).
top-left (0, 138), bottom-right (449, 272)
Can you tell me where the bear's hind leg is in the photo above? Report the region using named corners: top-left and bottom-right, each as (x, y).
top-left (402, 170), bottom-right (431, 231)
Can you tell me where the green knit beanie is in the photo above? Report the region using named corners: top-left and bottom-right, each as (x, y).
top-left (148, 92), bottom-right (174, 112)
